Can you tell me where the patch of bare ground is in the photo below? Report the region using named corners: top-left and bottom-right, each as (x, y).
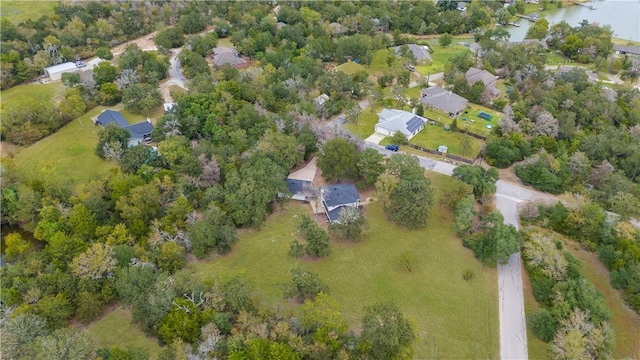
top-left (0, 141), bottom-right (22, 158)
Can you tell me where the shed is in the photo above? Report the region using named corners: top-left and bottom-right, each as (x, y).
top-left (44, 62), bottom-right (79, 81)
top-left (437, 145), bottom-right (448, 153)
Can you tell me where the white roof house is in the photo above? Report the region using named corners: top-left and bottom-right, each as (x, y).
top-left (392, 44), bottom-right (432, 64)
top-left (375, 109), bottom-right (427, 140)
top-left (44, 62), bottom-right (79, 81)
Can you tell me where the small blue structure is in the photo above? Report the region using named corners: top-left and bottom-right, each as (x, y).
top-left (478, 112), bottom-right (492, 120)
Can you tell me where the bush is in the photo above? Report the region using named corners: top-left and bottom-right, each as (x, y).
top-left (462, 268), bottom-right (475, 280)
top-left (528, 309), bottom-right (557, 342)
top-left (96, 47), bottom-right (113, 60)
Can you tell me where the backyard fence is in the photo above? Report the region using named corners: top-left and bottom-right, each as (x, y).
top-left (407, 143), bottom-right (477, 164)
top-left (424, 118), bottom-right (488, 141)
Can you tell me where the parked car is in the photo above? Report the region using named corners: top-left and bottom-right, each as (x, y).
top-left (75, 61), bottom-right (87, 68)
top-left (406, 64), bottom-right (415, 72)
top-left (385, 144), bottom-right (399, 151)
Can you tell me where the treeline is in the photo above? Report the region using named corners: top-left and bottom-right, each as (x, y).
top-left (521, 200), bottom-right (640, 315)
top-left (522, 229), bottom-right (615, 358)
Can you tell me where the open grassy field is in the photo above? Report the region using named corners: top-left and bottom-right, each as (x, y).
top-left (84, 307), bottom-right (164, 359)
top-left (334, 61), bottom-right (366, 75)
top-left (0, 81), bottom-right (65, 109)
top-left (13, 106), bottom-right (116, 187)
top-left (408, 124), bottom-right (484, 158)
top-left (416, 42), bottom-right (471, 76)
top-left (0, 0), bottom-right (57, 23)
top-left (187, 173), bottom-right (499, 359)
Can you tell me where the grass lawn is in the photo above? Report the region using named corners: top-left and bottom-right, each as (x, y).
top-left (344, 107), bottom-right (380, 139)
top-left (416, 43), bottom-right (471, 76)
top-left (367, 49), bottom-right (393, 74)
top-left (546, 51), bottom-right (574, 65)
top-left (187, 173), bottom-right (499, 359)
top-left (0, 81), bottom-right (65, 109)
top-left (0, 0), bottom-right (57, 23)
top-left (85, 306), bottom-right (164, 359)
top-left (334, 61), bottom-right (366, 75)
top-left (409, 124), bottom-right (484, 158)
top-left (14, 106), bottom-right (115, 187)
top-left (421, 104), bottom-right (500, 137)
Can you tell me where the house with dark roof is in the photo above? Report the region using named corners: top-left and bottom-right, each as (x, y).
top-left (321, 183), bottom-right (360, 223)
top-left (285, 179), bottom-right (312, 201)
top-left (420, 87), bottom-right (469, 117)
top-left (392, 44), bottom-right (432, 64)
top-left (213, 47), bottom-right (247, 67)
top-left (465, 67), bottom-right (501, 98)
top-left (614, 44), bottom-right (640, 57)
top-left (95, 110), bottom-right (154, 147)
top-left (375, 109), bottom-right (427, 140)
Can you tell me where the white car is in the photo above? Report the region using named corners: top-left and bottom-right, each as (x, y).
top-left (75, 61), bottom-right (87, 68)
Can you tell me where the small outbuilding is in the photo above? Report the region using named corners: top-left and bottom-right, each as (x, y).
top-left (44, 62), bottom-right (79, 81)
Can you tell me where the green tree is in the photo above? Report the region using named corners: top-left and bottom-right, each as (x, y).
top-left (329, 206), bottom-right (368, 242)
top-left (526, 18), bottom-right (549, 40)
top-left (386, 171), bottom-right (434, 229)
top-left (33, 328), bottom-right (94, 360)
top-left (71, 242), bottom-right (116, 280)
top-left (4, 232), bottom-right (34, 262)
top-left (123, 83), bottom-right (163, 116)
top-left (92, 61), bottom-right (118, 85)
top-left (360, 302), bottom-right (416, 360)
top-left (283, 263), bottom-right (329, 302)
top-left (156, 241), bottom-right (185, 274)
top-left (154, 27), bottom-right (185, 50)
top-left (439, 33), bottom-right (453, 47)
top-left (257, 130), bottom-right (304, 170)
top-left (464, 211), bottom-right (522, 265)
top-left (96, 47), bottom-right (113, 60)
top-left (375, 171), bottom-right (400, 207)
top-left (390, 131), bottom-right (408, 145)
top-left (36, 293), bottom-right (76, 329)
top-left (159, 298), bottom-right (209, 344)
top-left (99, 82), bottom-right (121, 105)
top-left (452, 165), bottom-right (499, 199)
top-left (357, 148), bottom-right (385, 187)
top-left (76, 291), bottom-right (105, 323)
top-left (46, 232), bottom-right (88, 270)
top-left (59, 89), bottom-right (87, 120)
top-left (317, 138), bottom-right (359, 181)
top-left (453, 195), bottom-right (476, 237)
top-left (96, 123), bottom-right (130, 159)
top-left (189, 204), bottom-right (237, 257)
top-left (301, 292), bottom-right (348, 355)
top-left (299, 215), bottom-right (331, 257)
top-left (1, 314), bottom-right (49, 359)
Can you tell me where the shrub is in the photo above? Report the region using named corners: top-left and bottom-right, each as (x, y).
top-left (528, 309), bottom-right (558, 342)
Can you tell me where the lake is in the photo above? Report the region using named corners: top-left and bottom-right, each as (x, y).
top-left (505, 0), bottom-right (640, 42)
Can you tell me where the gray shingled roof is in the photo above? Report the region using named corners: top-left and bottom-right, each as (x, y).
top-left (377, 109), bottom-right (427, 137)
top-left (97, 110), bottom-right (129, 128)
top-left (419, 87), bottom-right (468, 115)
top-left (322, 184), bottom-right (359, 207)
top-left (465, 67), bottom-right (498, 86)
top-left (287, 179), bottom-right (311, 196)
top-left (392, 44), bottom-right (432, 62)
top-left (126, 121), bottom-right (154, 138)
top-left (614, 44), bottom-right (640, 55)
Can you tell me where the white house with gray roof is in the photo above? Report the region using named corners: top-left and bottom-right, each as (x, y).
top-left (392, 44), bottom-right (432, 64)
top-left (420, 87), bottom-right (469, 117)
top-left (375, 109), bottom-right (427, 140)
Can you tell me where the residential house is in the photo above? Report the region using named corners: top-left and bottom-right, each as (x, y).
top-left (285, 179), bottom-right (312, 201)
top-left (469, 42), bottom-right (484, 58)
top-left (321, 183), bottom-right (360, 223)
top-left (212, 47), bottom-right (247, 68)
top-left (465, 67), bottom-right (501, 98)
top-left (508, 39), bottom-right (549, 50)
top-left (420, 86), bottom-right (469, 117)
top-left (375, 109), bottom-right (427, 140)
top-left (392, 44), bottom-right (432, 64)
top-left (614, 44), bottom-right (640, 57)
top-left (555, 66), bottom-right (599, 83)
top-left (94, 110), bottom-right (154, 147)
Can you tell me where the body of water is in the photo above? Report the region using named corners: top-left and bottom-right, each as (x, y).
top-left (505, 0), bottom-right (640, 42)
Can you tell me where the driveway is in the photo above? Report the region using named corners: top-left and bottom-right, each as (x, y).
top-left (159, 48), bottom-right (187, 103)
top-left (364, 133), bottom-right (385, 144)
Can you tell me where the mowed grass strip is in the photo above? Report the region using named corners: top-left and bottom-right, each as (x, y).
top-left (84, 306), bottom-right (164, 359)
top-left (0, 0), bottom-right (57, 23)
top-left (334, 61), bottom-right (366, 75)
top-left (188, 173), bottom-right (499, 359)
top-left (0, 81), bottom-right (65, 108)
top-left (13, 106), bottom-right (115, 187)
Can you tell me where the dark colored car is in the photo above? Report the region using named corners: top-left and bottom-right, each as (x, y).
top-left (385, 144), bottom-right (399, 151)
